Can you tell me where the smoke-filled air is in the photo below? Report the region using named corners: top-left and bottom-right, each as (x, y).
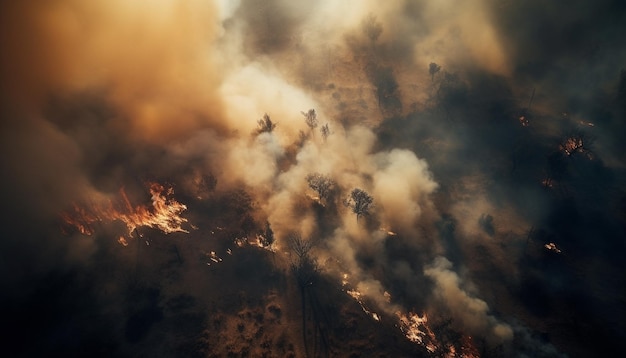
top-left (2, 1), bottom-right (625, 357)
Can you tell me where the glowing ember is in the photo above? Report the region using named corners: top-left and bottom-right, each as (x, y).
top-left (541, 178), bottom-right (554, 188)
top-left (234, 237), bottom-right (248, 247)
top-left (205, 250), bottom-right (223, 266)
top-left (305, 193), bottom-right (322, 204)
top-left (459, 335), bottom-right (481, 358)
top-left (117, 236), bottom-right (129, 247)
top-left (341, 273), bottom-right (349, 286)
top-left (559, 136), bottom-right (585, 156)
top-left (61, 182), bottom-right (189, 242)
top-left (519, 115), bottom-right (529, 127)
top-left (544, 242), bottom-right (562, 254)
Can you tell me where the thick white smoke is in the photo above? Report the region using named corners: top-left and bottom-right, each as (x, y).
top-left (425, 256), bottom-right (513, 343)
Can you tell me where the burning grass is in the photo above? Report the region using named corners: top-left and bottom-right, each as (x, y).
top-left (61, 182), bottom-right (189, 241)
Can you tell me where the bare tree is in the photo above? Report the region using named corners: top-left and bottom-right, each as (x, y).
top-left (288, 233), bottom-right (314, 259)
top-left (429, 62), bottom-right (441, 82)
top-left (301, 109), bottom-right (318, 131)
top-left (306, 173), bottom-right (336, 204)
top-left (287, 233), bottom-right (319, 289)
top-left (362, 13), bottom-right (383, 43)
top-left (256, 113), bottom-right (276, 134)
top-left (344, 188), bottom-right (374, 221)
top-left (320, 123), bottom-right (330, 142)
top-left (287, 232), bottom-right (319, 358)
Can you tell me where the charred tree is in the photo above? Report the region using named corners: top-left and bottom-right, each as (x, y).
top-left (429, 62), bottom-right (441, 82)
top-left (288, 233), bottom-right (320, 357)
top-left (301, 109), bottom-right (318, 132)
top-left (320, 123), bottom-right (331, 142)
top-left (256, 113), bottom-right (276, 134)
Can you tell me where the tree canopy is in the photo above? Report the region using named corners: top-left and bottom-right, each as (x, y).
top-left (306, 173), bottom-right (336, 204)
top-left (344, 188), bottom-right (374, 221)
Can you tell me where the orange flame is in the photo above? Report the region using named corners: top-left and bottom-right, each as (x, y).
top-left (346, 289), bottom-right (381, 321)
top-left (544, 242), bottom-right (562, 254)
top-left (559, 137), bottom-right (585, 156)
top-left (397, 312), bottom-right (439, 353)
top-left (397, 312), bottom-right (481, 357)
top-left (459, 335), bottom-right (481, 358)
top-left (519, 115), bottom-right (529, 127)
top-left (61, 182), bottom-right (189, 241)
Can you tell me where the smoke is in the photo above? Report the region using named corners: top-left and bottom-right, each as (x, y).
top-left (372, 149), bottom-right (438, 232)
top-left (0, 0), bottom-right (227, 217)
top-left (424, 257), bottom-right (513, 343)
top-left (2, 0), bottom-right (625, 356)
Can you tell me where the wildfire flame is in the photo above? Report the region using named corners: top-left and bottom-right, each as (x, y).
top-left (205, 250), bottom-right (223, 266)
top-left (117, 236), bottom-right (129, 246)
top-left (544, 242), bottom-right (562, 254)
top-left (61, 182), bottom-right (189, 242)
top-left (459, 335), bottom-right (481, 358)
top-left (397, 312), bottom-right (439, 353)
top-left (341, 273), bottom-right (349, 286)
top-left (396, 312), bottom-right (481, 357)
top-left (379, 227), bottom-right (397, 236)
top-left (541, 178), bottom-right (554, 188)
top-left (559, 137), bottom-right (585, 156)
top-left (518, 115), bottom-right (529, 127)
top-left (341, 276), bottom-right (478, 356)
top-left (346, 289), bottom-right (381, 321)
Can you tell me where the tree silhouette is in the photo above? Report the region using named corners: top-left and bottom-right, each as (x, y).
top-left (361, 14), bottom-right (383, 43)
top-left (306, 173), bottom-right (336, 204)
top-left (287, 233), bottom-right (319, 358)
top-left (320, 123), bottom-right (330, 142)
top-left (256, 113), bottom-right (276, 134)
top-left (344, 188), bottom-right (374, 221)
top-left (429, 62), bottom-right (441, 82)
top-left (288, 233), bottom-right (314, 260)
top-left (301, 109), bottom-right (318, 131)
